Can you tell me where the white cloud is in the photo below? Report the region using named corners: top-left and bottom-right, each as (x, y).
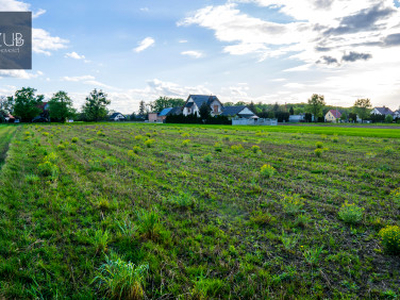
top-left (62, 75), bottom-right (95, 82)
top-left (33, 28), bottom-right (69, 55)
top-left (0, 0), bottom-right (29, 11)
top-left (65, 52), bottom-right (85, 60)
top-left (33, 8), bottom-right (46, 18)
top-left (140, 7), bottom-right (149, 12)
top-left (179, 39), bottom-right (188, 43)
top-left (181, 50), bottom-right (204, 58)
top-left (0, 70), bottom-right (42, 79)
top-left (134, 37), bottom-right (155, 53)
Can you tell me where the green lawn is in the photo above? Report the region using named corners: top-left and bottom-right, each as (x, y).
top-left (0, 123), bottom-right (399, 299)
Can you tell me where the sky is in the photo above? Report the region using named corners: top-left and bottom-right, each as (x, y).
top-left (0, 0), bottom-right (400, 113)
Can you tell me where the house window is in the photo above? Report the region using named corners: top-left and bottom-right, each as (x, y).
top-left (188, 108), bottom-right (191, 114)
top-left (213, 105), bottom-right (218, 113)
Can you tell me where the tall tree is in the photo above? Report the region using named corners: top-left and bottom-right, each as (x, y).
top-left (199, 102), bottom-right (211, 120)
top-left (81, 89), bottom-right (111, 122)
top-left (306, 94), bottom-right (326, 122)
top-left (10, 87), bottom-right (44, 122)
top-left (353, 98), bottom-right (372, 123)
top-left (289, 106), bottom-right (295, 115)
top-left (138, 100), bottom-right (147, 116)
top-left (150, 96), bottom-right (185, 113)
top-left (48, 91), bottom-right (75, 122)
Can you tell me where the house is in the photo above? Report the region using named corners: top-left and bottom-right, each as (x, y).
top-left (148, 107), bottom-right (182, 123)
top-left (109, 112), bottom-right (127, 121)
top-left (394, 110), bottom-right (400, 119)
top-left (183, 95), bottom-right (223, 117)
top-left (372, 106), bottom-right (394, 116)
top-left (4, 113), bottom-right (16, 123)
top-left (289, 114), bottom-right (305, 122)
top-left (325, 110), bottom-right (342, 122)
top-left (220, 106), bottom-right (258, 119)
top-left (37, 102), bottom-right (49, 118)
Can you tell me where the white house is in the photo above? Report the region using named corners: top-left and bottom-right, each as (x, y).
top-left (183, 95), bottom-right (223, 117)
top-left (109, 112), bottom-right (127, 121)
top-left (394, 110), bottom-right (400, 119)
top-left (371, 106), bottom-right (394, 116)
top-left (325, 110), bottom-right (342, 122)
top-left (220, 106), bottom-right (258, 119)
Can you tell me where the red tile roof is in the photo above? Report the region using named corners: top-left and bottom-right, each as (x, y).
top-left (329, 110), bottom-right (342, 119)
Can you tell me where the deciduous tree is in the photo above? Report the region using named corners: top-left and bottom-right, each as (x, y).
top-left (81, 89), bottom-right (110, 122)
top-left (306, 94), bottom-right (326, 122)
top-left (10, 87), bottom-right (44, 122)
top-left (49, 91), bottom-right (75, 122)
top-left (353, 98), bottom-right (372, 123)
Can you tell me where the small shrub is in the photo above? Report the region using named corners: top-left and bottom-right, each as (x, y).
top-left (379, 225), bottom-right (400, 254)
top-left (231, 144), bottom-right (244, 153)
top-left (250, 211), bottom-right (275, 225)
top-left (251, 145), bottom-right (260, 153)
top-left (132, 146), bottom-right (141, 154)
top-left (45, 152), bottom-right (58, 164)
top-left (93, 253), bottom-right (148, 300)
top-left (144, 139), bottom-right (155, 148)
top-left (282, 194), bottom-right (305, 215)
top-left (338, 202), bottom-right (364, 224)
top-left (136, 209), bottom-right (162, 240)
top-left (182, 139), bottom-right (190, 147)
top-left (71, 137), bottom-right (79, 143)
top-left (135, 135), bottom-right (143, 141)
top-left (42, 132), bottom-right (49, 136)
top-left (203, 153), bottom-right (213, 163)
top-left (168, 193), bottom-right (194, 209)
top-left (38, 161), bottom-right (59, 178)
top-left (260, 164), bottom-right (276, 178)
top-left (315, 141), bottom-right (323, 148)
top-left (97, 131), bottom-right (105, 137)
top-left (314, 148), bottom-right (323, 157)
top-left (86, 138), bottom-right (94, 144)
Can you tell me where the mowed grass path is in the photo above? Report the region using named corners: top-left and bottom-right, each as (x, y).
top-left (0, 126), bottom-right (18, 168)
top-left (0, 123), bottom-right (399, 299)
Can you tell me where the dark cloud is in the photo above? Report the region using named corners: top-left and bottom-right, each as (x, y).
top-left (316, 56), bottom-right (338, 65)
top-left (342, 52), bottom-right (372, 62)
top-left (324, 4), bottom-right (395, 35)
top-left (313, 0), bottom-right (333, 9)
top-left (384, 33), bottom-right (400, 46)
top-left (315, 46), bottom-right (331, 52)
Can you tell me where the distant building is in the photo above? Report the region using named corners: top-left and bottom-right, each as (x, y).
top-left (220, 106), bottom-right (258, 119)
top-left (325, 110), bottom-right (342, 122)
top-left (109, 112), bottom-right (127, 121)
top-left (372, 106), bottom-right (394, 116)
top-left (394, 110), bottom-right (400, 119)
top-left (289, 114), bottom-right (305, 122)
top-left (183, 95), bottom-right (223, 117)
top-left (149, 107), bottom-right (182, 123)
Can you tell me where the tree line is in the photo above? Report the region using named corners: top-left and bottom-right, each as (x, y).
top-left (0, 87), bottom-right (111, 123)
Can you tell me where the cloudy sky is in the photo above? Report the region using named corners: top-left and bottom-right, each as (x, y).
top-left (1, 0), bottom-right (400, 112)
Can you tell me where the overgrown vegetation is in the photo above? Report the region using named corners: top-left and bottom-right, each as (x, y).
top-left (0, 123), bottom-right (399, 298)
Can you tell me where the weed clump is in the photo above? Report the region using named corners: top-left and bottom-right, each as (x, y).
top-left (282, 194), bottom-right (305, 215)
top-left (338, 202), bottom-right (364, 224)
top-left (203, 153), bottom-right (212, 163)
top-left (136, 209), bottom-right (162, 240)
top-left (168, 193), bottom-right (194, 209)
top-left (93, 254), bottom-right (148, 300)
top-left (315, 141), bottom-right (323, 148)
top-left (144, 139), bottom-right (155, 148)
top-left (250, 211), bottom-right (275, 225)
top-left (71, 137), bottom-right (79, 143)
top-left (182, 139), bottom-right (190, 147)
top-left (135, 135), bottom-right (143, 141)
top-left (231, 144), bottom-right (244, 153)
top-left (86, 138), bottom-right (94, 144)
top-left (379, 225), bottom-right (400, 254)
top-left (260, 164), bottom-right (275, 178)
top-left (251, 145), bottom-right (260, 153)
top-left (38, 160), bottom-right (59, 178)
top-left (214, 143), bottom-right (222, 152)
top-left (97, 131), bottom-right (106, 137)
top-left (314, 148), bottom-right (323, 157)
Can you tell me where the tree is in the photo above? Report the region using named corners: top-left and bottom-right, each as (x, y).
top-left (138, 100), bottom-right (147, 116)
top-left (353, 98), bottom-right (372, 123)
top-left (340, 111), bottom-right (348, 122)
top-left (10, 87), bottom-right (44, 122)
top-left (385, 114), bottom-right (394, 123)
top-left (199, 102), bottom-right (211, 120)
top-left (48, 91), bottom-right (75, 122)
top-left (306, 94), bottom-right (325, 122)
top-left (81, 89), bottom-right (111, 122)
top-left (150, 96), bottom-right (185, 113)
top-left (289, 106), bottom-right (295, 115)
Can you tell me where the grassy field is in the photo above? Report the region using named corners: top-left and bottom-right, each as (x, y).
top-left (0, 123), bottom-right (399, 299)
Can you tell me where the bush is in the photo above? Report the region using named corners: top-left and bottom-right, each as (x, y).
top-left (93, 253), bottom-right (148, 300)
top-left (71, 137), bottom-right (79, 143)
top-left (282, 194), bottom-right (305, 215)
top-left (231, 144), bottom-right (244, 153)
top-left (251, 145), bottom-right (260, 153)
top-left (260, 164), bottom-right (275, 178)
top-left (314, 148), bottom-right (323, 157)
top-left (338, 202), bottom-right (364, 224)
top-left (182, 139), bottom-right (190, 147)
top-left (144, 139), bottom-right (155, 148)
top-left (315, 141), bottom-right (323, 148)
top-left (379, 225), bottom-right (400, 254)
